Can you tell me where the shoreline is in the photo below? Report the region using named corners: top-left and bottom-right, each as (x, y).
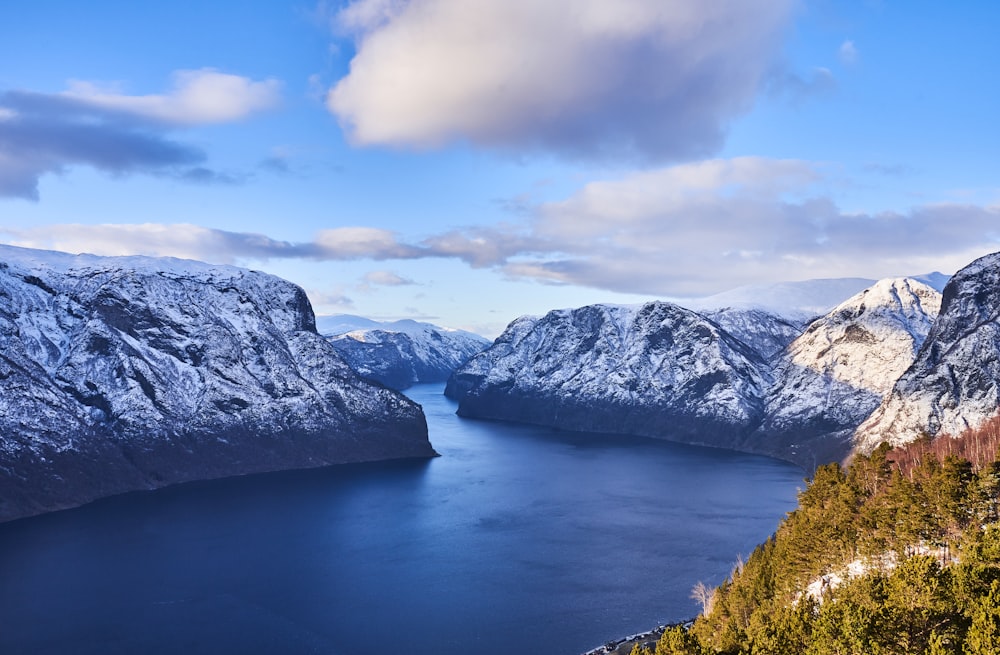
top-left (581, 620), bottom-right (694, 655)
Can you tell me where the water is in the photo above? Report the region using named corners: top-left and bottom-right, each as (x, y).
top-left (0, 384), bottom-right (803, 655)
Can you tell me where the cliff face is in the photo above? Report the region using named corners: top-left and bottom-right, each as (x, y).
top-left (856, 253), bottom-right (1000, 452)
top-left (0, 246), bottom-right (434, 522)
top-left (324, 319), bottom-right (489, 390)
top-left (446, 302), bottom-right (773, 449)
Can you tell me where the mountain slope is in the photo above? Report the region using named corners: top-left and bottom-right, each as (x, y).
top-left (0, 246), bottom-right (434, 522)
top-left (446, 302), bottom-right (772, 450)
top-left (321, 316), bottom-right (489, 389)
top-left (856, 253), bottom-right (1000, 451)
top-left (756, 278), bottom-right (941, 464)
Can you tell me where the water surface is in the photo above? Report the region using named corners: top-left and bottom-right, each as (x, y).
top-left (0, 384), bottom-right (803, 654)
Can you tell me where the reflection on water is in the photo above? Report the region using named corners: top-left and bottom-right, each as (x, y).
top-left (0, 383), bottom-right (803, 655)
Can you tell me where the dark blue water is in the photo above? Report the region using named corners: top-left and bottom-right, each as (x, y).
top-left (0, 384), bottom-right (803, 655)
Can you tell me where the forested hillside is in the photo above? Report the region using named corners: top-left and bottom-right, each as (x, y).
top-left (627, 418), bottom-right (1000, 655)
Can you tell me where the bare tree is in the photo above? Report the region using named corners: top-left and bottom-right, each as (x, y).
top-left (691, 580), bottom-right (715, 616)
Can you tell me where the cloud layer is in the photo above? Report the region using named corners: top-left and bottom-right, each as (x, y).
top-left (5, 157), bottom-right (1000, 297)
top-left (0, 70), bottom-right (281, 200)
top-left (328, 0), bottom-right (795, 161)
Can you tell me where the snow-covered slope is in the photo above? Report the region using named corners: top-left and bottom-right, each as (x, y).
top-left (757, 278), bottom-right (941, 464)
top-left (705, 307), bottom-right (803, 361)
top-left (856, 254), bottom-right (1000, 451)
top-left (446, 302), bottom-right (773, 450)
top-left (681, 277), bottom-right (878, 322)
top-left (320, 316), bottom-right (489, 390)
top-left (0, 246), bottom-right (434, 522)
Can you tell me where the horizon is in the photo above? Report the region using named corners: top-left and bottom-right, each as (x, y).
top-left (1, 1), bottom-right (998, 336)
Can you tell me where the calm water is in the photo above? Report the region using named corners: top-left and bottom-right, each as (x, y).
top-left (0, 384), bottom-right (803, 655)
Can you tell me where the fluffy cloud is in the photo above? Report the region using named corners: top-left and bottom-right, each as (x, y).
top-left (0, 70), bottom-right (281, 200)
top-left (61, 69), bottom-right (281, 125)
top-left (361, 270), bottom-right (415, 286)
top-left (7, 159), bottom-right (1000, 297)
top-left (327, 0), bottom-right (795, 161)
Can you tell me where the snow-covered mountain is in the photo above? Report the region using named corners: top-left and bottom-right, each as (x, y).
top-left (320, 316), bottom-right (489, 390)
top-left (0, 246), bottom-right (434, 523)
top-left (756, 278), bottom-right (941, 464)
top-left (680, 274), bottom-right (949, 323)
top-left (446, 302), bottom-right (773, 450)
top-left (680, 277), bottom-right (878, 322)
top-left (856, 254), bottom-right (1000, 451)
top-left (447, 278), bottom-right (943, 468)
top-left (705, 307), bottom-right (803, 361)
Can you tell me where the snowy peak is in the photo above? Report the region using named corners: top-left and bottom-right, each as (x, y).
top-left (755, 278), bottom-right (942, 464)
top-left (320, 314), bottom-right (489, 390)
top-left (855, 253), bottom-right (1000, 451)
top-left (790, 278), bottom-right (940, 394)
top-left (681, 277), bottom-right (878, 322)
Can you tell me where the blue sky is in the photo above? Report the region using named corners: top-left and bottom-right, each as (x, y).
top-left (1, 1), bottom-right (998, 336)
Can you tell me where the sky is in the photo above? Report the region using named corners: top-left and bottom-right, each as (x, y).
top-left (1, 1), bottom-right (998, 337)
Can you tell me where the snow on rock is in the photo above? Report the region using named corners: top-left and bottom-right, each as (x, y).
top-left (756, 278), bottom-right (941, 465)
top-left (320, 315), bottom-right (490, 390)
top-left (447, 279), bottom-right (942, 468)
top-left (680, 277), bottom-right (879, 323)
top-left (705, 307), bottom-right (803, 361)
top-left (446, 302), bottom-right (773, 452)
top-left (856, 253), bottom-right (1000, 452)
top-left (0, 245), bottom-right (434, 523)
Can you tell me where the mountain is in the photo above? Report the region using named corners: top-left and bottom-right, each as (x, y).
top-left (680, 277), bottom-right (878, 322)
top-left (0, 246), bottom-right (434, 523)
top-left (856, 253), bottom-right (1000, 452)
top-left (704, 307), bottom-right (803, 360)
top-left (447, 278), bottom-right (942, 468)
top-left (756, 278), bottom-right (941, 465)
top-left (320, 315), bottom-right (489, 390)
top-left (446, 302), bottom-right (773, 450)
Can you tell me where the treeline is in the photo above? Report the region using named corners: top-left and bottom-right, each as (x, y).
top-left (628, 420), bottom-right (1000, 655)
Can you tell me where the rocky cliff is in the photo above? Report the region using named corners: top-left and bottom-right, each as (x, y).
top-left (856, 253), bottom-right (1000, 451)
top-left (0, 246), bottom-right (434, 522)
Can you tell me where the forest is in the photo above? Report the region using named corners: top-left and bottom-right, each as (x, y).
top-left (630, 417), bottom-right (1000, 655)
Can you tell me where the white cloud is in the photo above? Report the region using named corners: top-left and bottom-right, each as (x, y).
top-left (839, 40), bottom-right (859, 65)
top-left (361, 270), bottom-right (414, 286)
top-left (314, 227), bottom-right (424, 259)
top-left (327, 0), bottom-right (795, 161)
top-left (7, 164), bottom-right (1000, 298)
top-left (62, 69), bottom-right (282, 125)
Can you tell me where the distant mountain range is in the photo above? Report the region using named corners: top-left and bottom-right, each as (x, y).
top-left (318, 315), bottom-right (489, 390)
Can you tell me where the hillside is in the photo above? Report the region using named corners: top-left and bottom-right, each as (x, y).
top-left (615, 418), bottom-right (1000, 655)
